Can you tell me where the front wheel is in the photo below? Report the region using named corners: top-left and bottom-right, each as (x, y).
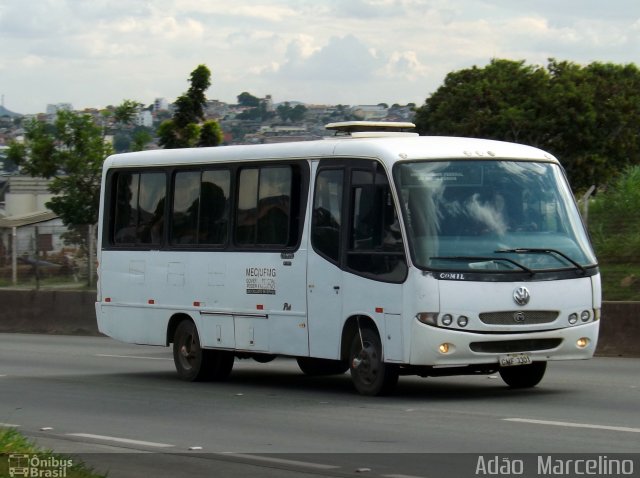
top-left (349, 327), bottom-right (399, 396)
top-left (499, 361), bottom-right (547, 388)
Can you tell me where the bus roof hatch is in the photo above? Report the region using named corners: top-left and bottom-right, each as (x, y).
top-left (325, 121), bottom-right (417, 137)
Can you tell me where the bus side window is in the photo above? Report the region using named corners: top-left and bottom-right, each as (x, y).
top-left (113, 172), bottom-right (139, 244)
top-left (112, 171), bottom-right (166, 246)
top-left (311, 169), bottom-right (343, 262)
top-left (347, 163), bottom-right (407, 283)
top-left (199, 170), bottom-right (230, 245)
top-left (171, 171), bottom-right (200, 245)
top-left (236, 165), bottom-right (293, 247)
top-left (136, 173), bottom-right (166, 244)
top-left (170, 169), bottom-right (230, 246)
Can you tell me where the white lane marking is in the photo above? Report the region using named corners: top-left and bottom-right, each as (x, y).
top-left (220, 452), bottom-right (339, 470)
top-left (68, 433), bottom-right (174, 448)
top-left (0, 423), bottom-right (21, 428)
top-left (504, 418), bottom-right (640, 433)
top-left (95, 354), bottom-right (172, 361)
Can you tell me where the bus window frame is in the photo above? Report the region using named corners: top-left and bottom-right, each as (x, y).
top-left (102, 160), bottom-right (310, 254)
top-left (311, 158), bottom-right (409, 284)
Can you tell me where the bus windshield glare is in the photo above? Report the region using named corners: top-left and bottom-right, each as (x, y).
top-left (394, 160), bottom-right (597, 273)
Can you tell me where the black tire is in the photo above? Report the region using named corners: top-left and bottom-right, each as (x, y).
top-left (208, 350), bottom-right (234, 381)
top-left (297, 357), bottom-right (349, 376)
top-left (173, 320), bottom-right (208, 382)
top-left (349, 327), bottom-right (399, 396)
top-left (499, 361), bottom-right (547, 388)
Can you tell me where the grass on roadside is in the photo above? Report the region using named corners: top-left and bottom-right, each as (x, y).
top-left (0, 427), bottom-right (106, 478)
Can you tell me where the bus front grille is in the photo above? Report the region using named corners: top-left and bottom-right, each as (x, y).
top-left (479, 311), bottom-right (559, 325)
top-left (469, 338), bottom-right (563, 354)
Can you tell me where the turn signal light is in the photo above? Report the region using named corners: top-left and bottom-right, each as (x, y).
top-left (416, 313), bottom-right (438, 326)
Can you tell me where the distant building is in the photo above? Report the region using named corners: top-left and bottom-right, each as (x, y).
top-left (3, 176), bottom-right (55, 217)
top-left (350, 105), bottom-right (388, 121)
top-left (46, 103), bottom-right (73, 116)
top-left (205, 100), bottom-right (230, 120)
top-left (154, 98), bottom-right (169, 112)
top-left (263, 95), bottom-right (274, 113)
top-left (0, 176), bottom-right (66, 278)
top-left (135, 110), bottom-right (153, 128)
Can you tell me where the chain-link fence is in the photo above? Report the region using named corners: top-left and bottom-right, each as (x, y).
top-left (0, 224), bottom-right (96, 289)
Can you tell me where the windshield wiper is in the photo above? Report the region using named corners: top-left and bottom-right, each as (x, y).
top-left (430, 256), bottom-right (534, 275)
top-left (495, 248), bottom-right (586, 274)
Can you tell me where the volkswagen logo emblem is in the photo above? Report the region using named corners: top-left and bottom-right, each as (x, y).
top-left (514, 311), bottom-right (526, 323)
top-left (513, 287), bottom-right (531, 306)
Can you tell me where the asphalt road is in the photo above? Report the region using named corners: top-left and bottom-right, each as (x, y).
top-left (0, 333), bottom-right (638, 477)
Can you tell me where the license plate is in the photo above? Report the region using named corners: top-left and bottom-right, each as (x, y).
top-left (499, 353), bottom-right (532, 367)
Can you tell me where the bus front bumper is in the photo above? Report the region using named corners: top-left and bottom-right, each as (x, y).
top-left (408, 320), bottom-right (599, 367)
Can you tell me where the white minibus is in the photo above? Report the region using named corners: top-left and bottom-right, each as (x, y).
top-left (96, 122), bottom-right (600, 395)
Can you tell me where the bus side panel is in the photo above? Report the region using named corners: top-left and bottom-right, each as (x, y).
top-left (341, 272), bottom-right (405, 362)
top-left (96, 303), bottom-right (169, 346)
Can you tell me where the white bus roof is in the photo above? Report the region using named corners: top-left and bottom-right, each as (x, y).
top-left (103, 135), bottom-right (558, 170)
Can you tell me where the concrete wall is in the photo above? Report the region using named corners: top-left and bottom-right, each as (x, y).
top-left (0, 289), bottom-right (98, 336)
top-left (0, 290), bottom-right (637, 357)
top-left (597, 302), bottom-right (639, 357)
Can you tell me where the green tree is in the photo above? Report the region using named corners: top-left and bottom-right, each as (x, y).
top-left (113, 99), bottom-right (142, 126)
top-left (414, 59), bottom-right (640, 190)
top-left (276, 102), bottom-right (293, 122)
top-left (237, 92), bottom-right (261, 107)
top-left (131, 127), bottom-right (153, 151)
top-left (198, 120), bottom-right (223, 147)
top-left (158, 64), bottom-right (223, 149)
top-left (7, 110), bottom-right (112, 226)
top-left (290, 104), bottom-right (307, 123)
top-left (276, 102), bottom-right (307, 122)
top-left (414, 59), bottom-right (549, 144)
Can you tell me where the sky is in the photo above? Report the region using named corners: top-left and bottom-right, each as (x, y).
top-left (1, 0), bottom-right (639, 115)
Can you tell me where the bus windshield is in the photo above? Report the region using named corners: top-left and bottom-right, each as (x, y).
top-left (394, 160), bottom-right (597, 273)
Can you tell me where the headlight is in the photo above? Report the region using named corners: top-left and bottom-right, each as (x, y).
top-left (457, 316), bottom-right (468, 327)
top-left (441, 314), bottom-right (453, 326)
top-left (568, 313), bottom-right (578, 325)
top-left (581, 310), bottom-right (591, 322)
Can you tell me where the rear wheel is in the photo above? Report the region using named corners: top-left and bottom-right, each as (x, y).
top-left (208, 350), bottom-right (234, 381)
top-left (297, 357), bottom-right (348, 376)
top-left (173, 320), bottom-right (207, 381)
top-left (349, 327), bottom-right (399, 396)
top-left (499, 361), bottom-right (547, 388)
top-left (173, 320), bottom-right (234, 381)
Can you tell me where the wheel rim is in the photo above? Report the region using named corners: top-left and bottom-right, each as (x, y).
top-left (178, 331), bottom-right (199, 371)
top-left (353, 341), bottom-right (381, 386)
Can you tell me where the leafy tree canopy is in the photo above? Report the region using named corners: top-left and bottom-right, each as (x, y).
top-left (414, 58), bottom-right (640, 191)
top-left (198, 120), bottom-right (223, 147)
top-left (113, 99), bottom-right (142, 126)
top-left (237, 92), bottom-right (261, 107)
top-left (276, 102), bottom-right (307, 123)
top-left (158, 64), bottom-right (223, 149)
top-left (7, 110), bottom-right (112, 226)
